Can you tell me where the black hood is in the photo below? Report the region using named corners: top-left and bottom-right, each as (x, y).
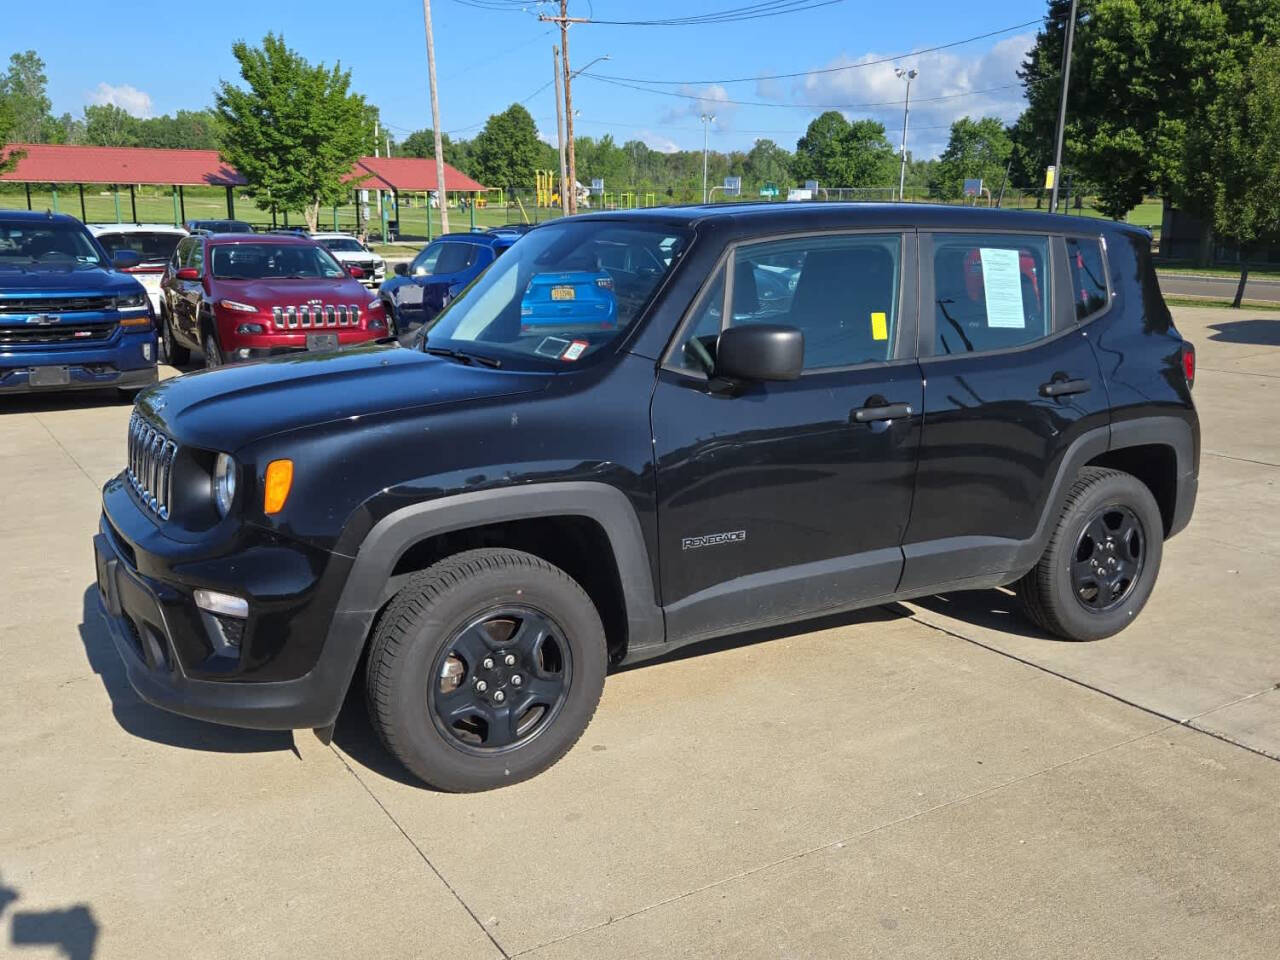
top-left (136, 343), bottom-right (548, 452)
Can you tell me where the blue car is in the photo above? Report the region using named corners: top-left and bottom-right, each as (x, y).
top-left (519, 266), bottom-right (618, 334)
top-left (0, 211), bottom-right (156, 397)
top-left (379, 232), bottom-right (517, 336)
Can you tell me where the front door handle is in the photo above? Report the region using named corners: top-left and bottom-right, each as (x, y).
top-left (852, 402), bottom-right (913, 423)
top-left (1039, 377), bottom-right (1092, 398)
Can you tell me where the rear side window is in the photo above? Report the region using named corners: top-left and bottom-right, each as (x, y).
top-left (932, 234), bottom-right (1050, 355)
top-left (1067, 236), bottom-right (1109, 320)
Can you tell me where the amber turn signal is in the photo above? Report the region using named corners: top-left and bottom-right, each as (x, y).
top-left (263, 459), bottom-right (294, 514)
top-left (119, 314), bottom-right (153, 326)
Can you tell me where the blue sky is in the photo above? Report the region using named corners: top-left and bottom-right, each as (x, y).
top-left (9, 0), bottom-right (1047, 158)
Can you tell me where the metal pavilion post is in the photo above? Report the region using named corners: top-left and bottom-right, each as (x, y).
top-left (112, 186), bottom-right (120, 222)
top-left (172, 186), bottom-right (180, 227)
top-left (79, 184), bottom-right (86, 222)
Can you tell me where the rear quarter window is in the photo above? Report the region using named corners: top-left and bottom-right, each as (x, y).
top-left (1067, 236), bottom-right (1110, 321)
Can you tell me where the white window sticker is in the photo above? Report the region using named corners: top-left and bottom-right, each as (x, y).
top-left (979, 247), bottom-right (1026, 329)
top-left (561, 339), bottom-right (588, 362)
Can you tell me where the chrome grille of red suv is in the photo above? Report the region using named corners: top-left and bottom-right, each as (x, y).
top-left (272, 304), bottom-right (362, 329)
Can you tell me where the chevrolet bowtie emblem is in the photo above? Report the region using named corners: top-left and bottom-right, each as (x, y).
top-left (26, 314), bottom-right (57, 325)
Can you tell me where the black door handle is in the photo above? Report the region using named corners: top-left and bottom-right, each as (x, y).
top-left (1039, 377), bottom-right (1092, 398)
top-left (852, 402), bottom-right (913, 423)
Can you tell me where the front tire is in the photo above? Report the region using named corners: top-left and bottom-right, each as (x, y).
top-left (365, 548), bottom-right (607, 791)
top-left (160, 308), bottom-right (190, 366)
top-left (1016, 467), bottom-right (1163, 641)
top-left (203, 330), bottom-right (223, 369)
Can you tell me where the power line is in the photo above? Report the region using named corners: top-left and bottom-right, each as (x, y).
top-left (587, 18), bottom-right (1043, 85)
top-left (583, 72), bottom-right (1034, 110)
top-left (584, 0), bottom-right (848, 26)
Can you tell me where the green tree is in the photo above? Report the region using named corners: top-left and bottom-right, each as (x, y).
top-left (794, 112), bottom-right (896, 188)
top-left (400, 128), bottom-right (449, 159)
top-left (0, 51), bottom-right (51, 143)
top-left (0, 97), bottom-right (21, 173)
top-left (216, 33), bottom-right (373, 230)
top-left (929, 116), bottom-right (1013, 201)
top-left (83, 103), bottom-right (141, 146)
top-left (471, 103), bottom-right (541, 190)
top-left (1197, 44), bottom-right (1280, 304)
top-left (743, 138), bottom-right (793, 192)
top-left (135, 110), bottom-right (224, 150)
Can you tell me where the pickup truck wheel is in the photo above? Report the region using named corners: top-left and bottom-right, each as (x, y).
top-left (365, 548), bottom-right (607, 791)
top-left (1016, 467), bottom-right (1163, 641)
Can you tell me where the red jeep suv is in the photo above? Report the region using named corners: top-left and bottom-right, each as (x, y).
top-left (158, 233), bottom-right (387, 367)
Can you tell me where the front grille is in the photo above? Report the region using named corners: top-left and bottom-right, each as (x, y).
top-left (272, 304), bottom-right (362, 329)
top-left (0, 321), bottom-right (117, 345)
top-left (126, 412), bottom-right (178, 520)
top-left (0, 295), bottom-right (115, 314)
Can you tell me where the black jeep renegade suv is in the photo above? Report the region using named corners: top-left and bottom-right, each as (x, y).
top-left (93, 203), bottom-right (1198, 791)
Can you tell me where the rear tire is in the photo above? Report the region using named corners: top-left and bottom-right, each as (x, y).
top-left (364, 548), bottom-right (607, 791)
top-left (1016, 467), bottom-right (1163, 641)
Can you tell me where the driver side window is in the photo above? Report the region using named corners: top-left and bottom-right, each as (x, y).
top-left (672, 268), bottom-right (725, 375)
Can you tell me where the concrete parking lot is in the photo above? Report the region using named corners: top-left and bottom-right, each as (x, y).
top-left (2, 304), bottom-right (1278, 959)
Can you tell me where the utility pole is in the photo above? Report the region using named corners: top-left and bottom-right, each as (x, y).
top-left (423, 0), bottom-right (451, 233)
top-left (374, 119), bottom-right (384, 231)
top-left (1049, 0), bottom-right (1079, 214)
top-left (541, 2), bottom-right (589, 214)
top-left (700, 114), bottom-right (715, 203)
top-left (895, 67), bottom-right (918, 202)
top-left (553, 45), bottom-right (569, 216)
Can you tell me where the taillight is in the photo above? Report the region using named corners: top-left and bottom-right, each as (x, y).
top-left (1181, 342), bottom-right (1196, 389)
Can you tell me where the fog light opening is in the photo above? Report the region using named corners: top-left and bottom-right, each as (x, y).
top-left (194, 588), bottom-right (249, 618)
top-left (237, 348), bottom-right (253, 359)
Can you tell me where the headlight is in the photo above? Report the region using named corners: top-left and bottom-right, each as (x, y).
top-left (213, 453), bottom-right (237, 517)
top-left (114, 291), bottom-right (147, 310)
top-left (367, 298), bottom-right (381, 311)
top-left (219, 299), bottom-right (257, 313)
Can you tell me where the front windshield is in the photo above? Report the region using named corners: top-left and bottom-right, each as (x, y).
top-left (0, 220), bottom-right (105, 269)
top-left (424, 221), bottom-right (688, 365)
top-left (320, 237), bottom-right (366, 253)
top-left (211, 242), bottom-right (347, 280)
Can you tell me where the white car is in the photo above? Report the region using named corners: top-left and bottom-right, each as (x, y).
top-left (311, 232), bottom-right (386, 289)
top-left (88, 223), bottom-right (188, 315)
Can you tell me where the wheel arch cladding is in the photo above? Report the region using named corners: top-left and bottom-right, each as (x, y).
top-left (335, 482), bottom-right (664, 669)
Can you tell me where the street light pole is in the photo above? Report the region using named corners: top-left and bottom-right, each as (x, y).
top-left (701, 113), bottom-right (716, 203)
top-left (1049, 0), bottom-right (1079, 214)
top-left (895, 67), bottom-right (918, 202)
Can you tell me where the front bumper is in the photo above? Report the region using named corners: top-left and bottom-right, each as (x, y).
top-left (0, 363), bottom-right (155, 395)
top-left (1, 326), bottom-right (157, 393)
top-left (93, 476), bottom-right (365, 730)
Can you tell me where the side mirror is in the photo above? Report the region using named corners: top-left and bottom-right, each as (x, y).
top-left (175, 267), bottom-right (200, 281)
top-left (394, 262), bottom-right (409, 277)
top-left (716, 324), bottom-right (804, 382)
top-left (112, 250), bottom-right (142, 270)
top-left (348, 265), bottom-right (365, 279)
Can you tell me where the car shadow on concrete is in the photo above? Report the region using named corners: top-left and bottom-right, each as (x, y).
top-left (1, 869), bottom-right (99, 960)
top-left (0, 390), bottom-right (131, 417)
top-left (77, 586), bottom-right (294, 755)
top-left (333, 604), bottom-right (917, 789)
top-left (908, 588), bottom-right (1071, 643)
top-left (1207, 318), bottom-right (1280, 346)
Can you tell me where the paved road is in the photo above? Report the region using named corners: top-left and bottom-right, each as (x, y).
top-left (1159, 270), bottom-right (1280, 302)
top-left (2, 305), bottom-right (1278, 958)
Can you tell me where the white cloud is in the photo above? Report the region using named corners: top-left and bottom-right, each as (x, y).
top-left (87, 82), bottom-right (154, 118)
top-left (659, 84), bottom-right (738, 128)
top-left (639, 130), bottom-right (680, 153)
top-left (789, 33), bottom-right (1035, 157)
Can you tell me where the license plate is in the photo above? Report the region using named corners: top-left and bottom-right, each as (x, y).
top-left (550, 286), bottom-right (576, 301)
top-left (397, 284), bottom-right (423, 306)
top-left (306, 333), bottom-right (339, 352)
top-left (29, 366), bottom-right (71, 387)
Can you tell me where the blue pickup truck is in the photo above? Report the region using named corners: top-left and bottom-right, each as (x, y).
top-left (0, 210), bottom-right (157, 397)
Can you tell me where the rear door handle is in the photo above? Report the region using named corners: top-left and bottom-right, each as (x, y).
top-left (852, 402), bottom-right (913, 423)
top-left (1039, 377), bottom-right (1092, 398)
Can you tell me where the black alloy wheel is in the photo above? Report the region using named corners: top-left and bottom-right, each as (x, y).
top-left (203, 331), bottom-right (223, 369)
top-left (1070, 505), bottom-right (1145, 612)
top-left (428, 606), bottom-right (572, 754)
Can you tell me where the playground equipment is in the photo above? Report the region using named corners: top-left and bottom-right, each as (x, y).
top-left (535, 169), bottom-right (557, 207)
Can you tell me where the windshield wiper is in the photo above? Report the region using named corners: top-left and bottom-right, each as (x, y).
top-left (425, 345), bottom-right (502, 368)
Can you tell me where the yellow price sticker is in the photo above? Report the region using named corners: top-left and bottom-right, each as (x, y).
top-left (871, 311), bottom-right (888, 341)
